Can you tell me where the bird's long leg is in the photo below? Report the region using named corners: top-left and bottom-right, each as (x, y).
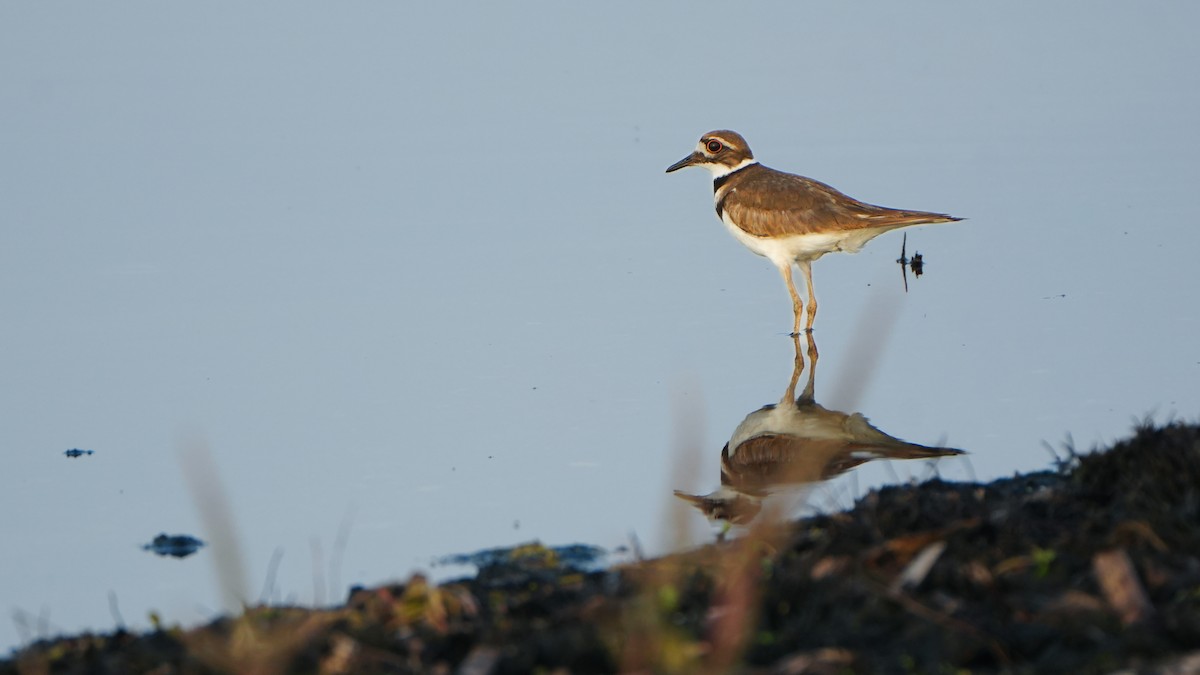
top-left (779, 263), bottom-right (804, 337)
top-left (798, 260), bottom-right (817, 332)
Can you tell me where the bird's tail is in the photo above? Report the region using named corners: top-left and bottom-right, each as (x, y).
top-left (868, 209), bottom-right (963, 228)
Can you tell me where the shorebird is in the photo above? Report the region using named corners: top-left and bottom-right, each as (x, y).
top-left (666, 130), bottom-right (961, 334)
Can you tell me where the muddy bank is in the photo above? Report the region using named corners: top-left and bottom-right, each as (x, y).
top-left (5, 422), bottom-right (1199, 674)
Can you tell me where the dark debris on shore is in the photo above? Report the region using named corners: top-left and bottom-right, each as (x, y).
top-left (5, 422), bottom-right (1200, 674)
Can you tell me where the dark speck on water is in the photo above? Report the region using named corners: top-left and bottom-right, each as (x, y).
top-left (896, 233), bottom-right (927, 292)
top-left (63, 449), bottom-right (94, 458)
top-left (142, 533), bottom-right (205, 559)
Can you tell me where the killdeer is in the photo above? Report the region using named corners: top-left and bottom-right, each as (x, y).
top-left (666, 130), bottom-right (961, 333)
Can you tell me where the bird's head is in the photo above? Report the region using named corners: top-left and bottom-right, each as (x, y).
top-left (666, 130), bottom-right (755, 177)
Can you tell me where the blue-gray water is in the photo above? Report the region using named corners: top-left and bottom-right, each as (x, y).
top-left (2, 2), bottom-right (1198, 655)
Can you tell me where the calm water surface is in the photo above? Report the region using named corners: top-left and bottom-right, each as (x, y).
top-left (2, 2), bottom-right (1198, 655)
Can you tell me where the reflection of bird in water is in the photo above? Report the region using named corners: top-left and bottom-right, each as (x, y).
top-left (676, 333), bottom-right (962, 528)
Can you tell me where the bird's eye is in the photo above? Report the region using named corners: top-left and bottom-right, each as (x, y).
top-left (705, 139), bottom-right (723, 153)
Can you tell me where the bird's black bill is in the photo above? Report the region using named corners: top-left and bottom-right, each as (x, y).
top-left (665, 151), bottom-right (702, 173)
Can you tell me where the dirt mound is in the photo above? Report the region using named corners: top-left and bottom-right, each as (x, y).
top-left (6, 422), bottom-right (1199, 674)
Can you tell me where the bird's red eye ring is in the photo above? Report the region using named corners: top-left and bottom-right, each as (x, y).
top-left (705, 139), bottom-right (723, 153)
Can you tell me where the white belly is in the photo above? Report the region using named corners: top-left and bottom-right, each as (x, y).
top-left (728, 403), bottom-right (851, 451)
top-left (720, 211), bottom-right (892, 267)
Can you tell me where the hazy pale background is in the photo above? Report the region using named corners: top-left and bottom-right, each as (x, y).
top-left (2, 1), bottom-right (1198, 654)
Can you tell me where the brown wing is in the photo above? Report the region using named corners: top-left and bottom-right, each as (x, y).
top-left (722, 435), bottom-right (854, 489)
top-left (720, 164), bottom-right (961, 238)
top-left (723, 431), bottom-right (963, 490)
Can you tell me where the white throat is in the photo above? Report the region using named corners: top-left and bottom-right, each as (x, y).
top-left (708, 158), bottom-right (757, 178)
